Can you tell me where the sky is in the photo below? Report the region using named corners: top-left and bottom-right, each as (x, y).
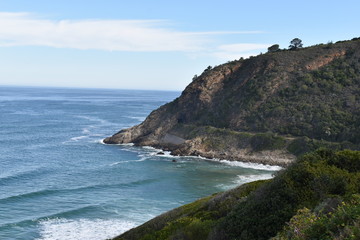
top-left (0, 0), bottom-right (359, 91)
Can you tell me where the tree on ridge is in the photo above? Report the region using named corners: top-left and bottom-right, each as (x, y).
top-left (289, 38), bottom-right (303, 50)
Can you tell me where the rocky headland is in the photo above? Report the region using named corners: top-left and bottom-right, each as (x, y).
top-left (104, 38), bottom-right (360, 166)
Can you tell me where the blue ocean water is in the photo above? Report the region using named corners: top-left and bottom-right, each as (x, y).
top-left (0, 86), bottom-right (280, 240)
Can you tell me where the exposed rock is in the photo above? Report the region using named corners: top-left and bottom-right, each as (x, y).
top-left (161, 133), bottom-right (185, 145)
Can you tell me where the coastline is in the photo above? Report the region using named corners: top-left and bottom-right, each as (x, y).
top-left (102, 139), bottom-right (286, 169)
top-left (103, 124), bottom-right (297, 168)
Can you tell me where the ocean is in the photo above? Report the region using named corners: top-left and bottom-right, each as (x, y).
top-left (0, 86), bottom-right (280, 240)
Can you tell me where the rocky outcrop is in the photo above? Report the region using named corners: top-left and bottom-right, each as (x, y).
top-left (305, 50), bottom-right (346, 70)
top-left (104, 39), bottom-right (360, 165)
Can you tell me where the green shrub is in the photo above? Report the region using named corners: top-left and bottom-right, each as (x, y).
top-left (218, 149), bottom-right (360, 240)
top-left (274, 194), bottom-right (360, 240)
top-left (250, 133), bottom-right (286, 151)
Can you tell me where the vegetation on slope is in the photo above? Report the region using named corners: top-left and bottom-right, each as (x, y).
top-left (168, 124), bottom-right (360, 163)
top-left (170, 124), bottom-right (287, 152)
top-left (114, 149), bottom-right (360, 240)
top-left (217, 149), bottom-right (360, 239)
top-left (273, 194), bottom-right (360, 240)
top-left (185, 39), bottom-right (360, 144)
top-left (114, 180), bottom-right (267, 240)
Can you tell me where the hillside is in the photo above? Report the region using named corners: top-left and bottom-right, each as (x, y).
top-left (104, 38), bottom-right (360, 166)
top-left (113, 149), bottom-right (360, 240)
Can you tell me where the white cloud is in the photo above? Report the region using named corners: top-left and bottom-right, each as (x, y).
top-left (0, 12), bottom-right (265, 53)
top-left (0, 12), bottom-right (197, 51)
top-left (213, 43), bottom-right (271, 60)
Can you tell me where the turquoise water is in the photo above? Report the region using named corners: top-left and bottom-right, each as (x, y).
top-left (0, 87), bottom-right (280, 240)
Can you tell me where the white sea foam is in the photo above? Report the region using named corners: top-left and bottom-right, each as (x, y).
top-left (215, 173), bottom-right (274, 191)
top-left (82, 127), bottom-right (92, 134)
top-left (70, 136), bottom-right (88, 141)
top-left (97, 138), bottom-right (115, 144)
top-left (218, 160), bottom-right (282, 171)
top-left (62, 135), bottom-right (90, 144)
top-left (91, 134), bottom-right (104, 137)
top-left (100, 140), bottom-right (135, 146)
top-left (121, 143), bottom-right (135, 146)
top-left (110, 158), bottom-right (148, 166)
top-left (36, 218), bottom-right (136, 240)
top-left (148, 150), bottom-right (174, 157)
top-left (129, 116), bottom-right (146, 121)
top-left (158, 151), bottom-right (174, 157)
top-left (98, 139), bottom-right (106, 144)
top-left (77, 115), bottom-right (110, 125)
top-left (235, 173), bottom-right (274, 184)
top-left (141, 146), bottom-right (159, 151)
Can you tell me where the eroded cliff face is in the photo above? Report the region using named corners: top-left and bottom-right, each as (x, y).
top-left (104, 39), bottom-right (360, 166)
top-left (103, 62), bottom-right (242, 146)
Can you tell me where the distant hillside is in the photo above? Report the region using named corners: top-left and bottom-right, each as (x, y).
top-left (104, 38), bottom-right (360, 165)
top-left (113, 149), bottom-right (360, 240)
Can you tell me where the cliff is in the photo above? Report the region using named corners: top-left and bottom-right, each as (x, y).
top-left (104, 38), bottom-right (360, 166)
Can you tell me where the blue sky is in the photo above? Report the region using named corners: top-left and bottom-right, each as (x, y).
top-left (0, 0), bottom-right (359, 90)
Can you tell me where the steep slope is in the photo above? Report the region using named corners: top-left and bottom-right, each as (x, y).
top-left (113, 149), bottom-right (360, 240)
top-left (114, 180), bottom-right (267, 240)
top-left (104, 39), bottom-right (360, 165)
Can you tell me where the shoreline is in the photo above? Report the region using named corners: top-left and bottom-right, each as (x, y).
top-left (101, 138), bottom-right (286, 170)
top-left (102, 125), bottom-right (297, 168)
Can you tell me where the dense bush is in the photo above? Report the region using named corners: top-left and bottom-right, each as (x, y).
top-left (249, 132), bottom-right (286, 151)
top-left (273, 194), bottom-right (360, 240)
top-left (217, 149), bottom-right (360, 240)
